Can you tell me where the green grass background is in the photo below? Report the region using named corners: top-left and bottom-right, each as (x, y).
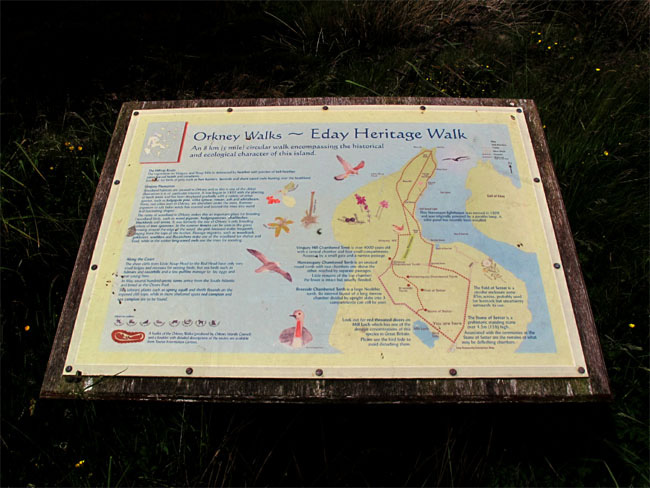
top-left (1, 1), bottom-right (648, 486)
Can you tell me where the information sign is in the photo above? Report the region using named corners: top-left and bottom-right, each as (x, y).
top-left (61, 103), bottom-right (588, 379)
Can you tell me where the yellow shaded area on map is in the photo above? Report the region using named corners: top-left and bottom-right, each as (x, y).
top-left (466, 160), bottom-right (536, 249)
top-left (329, 149), bottom-right (531, 365)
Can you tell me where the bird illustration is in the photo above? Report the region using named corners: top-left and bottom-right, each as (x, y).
top-left (279, 310), bottom-right (313, 348)
top-left (442, 156), bottom-right (469, 162)
top-left (392, 224), bottom-right (405, 232)
top-left (247, 248), bottom-right (292, 282)
top-left (334, 155), bottom-right (365, 180)
top-left (277, 182), bottom-right (298, 207)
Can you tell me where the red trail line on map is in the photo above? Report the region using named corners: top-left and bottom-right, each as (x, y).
top-left (377, 150), bottom-right (472, 344)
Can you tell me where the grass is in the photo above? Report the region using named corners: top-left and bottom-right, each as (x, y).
top-left (1, 1), bottom-right (648, 486)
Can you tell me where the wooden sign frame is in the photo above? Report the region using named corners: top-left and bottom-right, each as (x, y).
top-left (41, 97), bottom-right (611, 403)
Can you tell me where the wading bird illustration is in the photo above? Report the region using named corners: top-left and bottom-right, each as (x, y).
top-left (334, 155), bottom-right (365, 180)
top-left (247, 248), bottom-right (292, 282)
top-left (279, 310), bottom-right (313, 348)
top-left (442, 156), bottom-right (469, 161)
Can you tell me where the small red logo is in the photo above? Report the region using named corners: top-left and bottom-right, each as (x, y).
top-left (111, 330), bottom-right (145, 343)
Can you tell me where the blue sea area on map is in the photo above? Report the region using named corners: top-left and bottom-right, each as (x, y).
top-left (413, 320), bottom-right (439, 348)
top-left (416, 130), bottom-right (556, 353)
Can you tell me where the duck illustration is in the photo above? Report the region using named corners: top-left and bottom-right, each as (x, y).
top-left (279, 310), bottom-right (313, 348)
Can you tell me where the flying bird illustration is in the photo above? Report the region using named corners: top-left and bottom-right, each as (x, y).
top-left (247, 248), bottom-right (292, 282)
top-left (442, 156), bottom-right (469, 161)
top-left (279, 309), bottom-right (313, 348)
top-left (334, 155), bottom-right (365, 180)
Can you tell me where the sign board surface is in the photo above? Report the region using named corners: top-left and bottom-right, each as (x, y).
top-left (42, 98), bottom-right (610, 402)
top-left (63, 103), bottom-right (585, 379)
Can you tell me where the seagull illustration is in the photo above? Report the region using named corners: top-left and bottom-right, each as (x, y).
top-left (442, 156), bottom-right (469, 161)
top-left (247, 248), bottom-right (292, 282)
top-left (334, 155), bottom-right (365, 180)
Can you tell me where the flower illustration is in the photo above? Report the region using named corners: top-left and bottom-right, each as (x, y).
top-left (301, 191), bottom-right (318, 228)
top-left (354, 194), bottom-right (371, 222)
top-left (376, 199), bottom-right (389, 218)
top-left (266, 195), bottom-right (281, 204)
top-left (267, 217), bottom-right (294, 237)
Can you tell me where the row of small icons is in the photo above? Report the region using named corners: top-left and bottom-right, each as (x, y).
top-left (114, 319), bottom-right (220, 327)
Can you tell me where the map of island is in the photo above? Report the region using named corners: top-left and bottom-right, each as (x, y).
top-left (330, 149), bottom-right (531, 358)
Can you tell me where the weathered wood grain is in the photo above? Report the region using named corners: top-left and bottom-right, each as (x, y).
top-left (40, 97), bottom-right (611, 403)
top-left (521, 100), bottom-right (610, 398)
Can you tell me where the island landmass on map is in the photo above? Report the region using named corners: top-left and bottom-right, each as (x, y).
top-left (329, 149), bottom-right (532, 356)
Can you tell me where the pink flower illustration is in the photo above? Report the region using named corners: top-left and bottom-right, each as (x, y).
top-left (354, 194), bottom-right (371, 222)
top-left (376, 199), bottom-right (389, 218)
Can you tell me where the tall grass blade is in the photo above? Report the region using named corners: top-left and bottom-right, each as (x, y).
top-left (405, 61), bottom-right (447, 95)
top-left (345, 80), bottom-right (382, 96)
top-left (603, 461), bottom-right (620, 488)
top-left (107, 455), bottom-right (112, 488)
top-left (0, 168), bottom-right (26, 187)
top-left (14, 142), bottom-right (46, 182)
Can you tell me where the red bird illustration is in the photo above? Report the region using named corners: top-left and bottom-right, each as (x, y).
top-left (279, 310), bottom-right (313, 348)
top-left (247, 248), bottom-right (292, 282)
top-left (334, 155), bottom-right (365, 181)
